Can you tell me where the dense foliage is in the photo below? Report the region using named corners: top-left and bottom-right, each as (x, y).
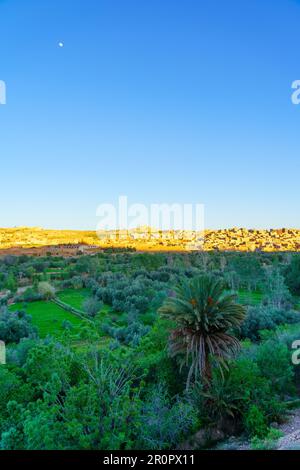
top-left (0, 250), bottom-right (299, 449)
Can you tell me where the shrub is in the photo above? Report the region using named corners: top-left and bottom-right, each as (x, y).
top-left (262, 268), bottom-right (293, 309)
top-left (71, 276), bottom-right (84, 290)
top-left (255, 339), bottom-right (295, 396)
top-left (96, 287), bottom-right (114, 305)
top-left (250, 427), bottom-right (283, 449)
top-left (0, 308), bottom-right (37, 344)
top-left (38, 282), bottom-right (55, 300)
top-left (284, 256), bottom-right (300, 295)
top-left (6, 338), bottom-right (38, 367)
top-left (16, 288), bottom-right (42, 303)
top-left (192, 354), bottom-right (286, 430)
top-left (245, 405), bottom-right (268, 438)
top-left (124, 295), bottom-right (149, 314)
top-left (84, 278), bottom-right (99, 294)
top-left (240, 306), bottom-right (300, 342)
top-left (104, 320), bottom-right (150, 346)
top-left (62, 320), bottom-right (73, 331)
top-left (137, 384), bottom-right (198, 449)
top-left (83, 297), bottom-right (103, 317)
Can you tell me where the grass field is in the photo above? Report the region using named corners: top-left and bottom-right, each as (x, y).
top-left (8, 287), bottom-right (300, 344)
top-left (57, 289), bottom-right (127, 325)
top-left (237, 290), bottom-right (263, 306)
top-left (7, 288), bottom-right (264, 340)
top-left (237, 290), bottom-right (300, 310)
top-left (9, 300), bottom-right (83, 338)
top-left (57, 288), bottom-right (90, 311)
top-left (9, 289), bottom-right (117, 340)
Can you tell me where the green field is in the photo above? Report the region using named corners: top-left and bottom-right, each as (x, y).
top-left (9, 289), bottom-right (124, 340)
top-left (57, 288), bottom-right (127, 325)
top-left (57, 288), bottom-right (90, 311)
top-left (9, 300), bottom-right (83, 338)
top-left (237, 290), bottom-right (263, 305)
top-left (10, 287), bottom-right (295, 342)
top-left (237, 290), bottom-right (300, 310)
top-left (8, 288), bottom-right (264, 340)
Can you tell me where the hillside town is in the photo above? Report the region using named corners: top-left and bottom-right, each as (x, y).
top-left (0, 227), bottom-right (299, 253)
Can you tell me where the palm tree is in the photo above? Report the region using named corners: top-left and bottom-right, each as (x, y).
top-left (159, 275), bottom-right (246, 389)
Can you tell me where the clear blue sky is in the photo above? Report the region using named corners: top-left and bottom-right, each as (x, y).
top-left (0, 0), bottom-right (299, 230)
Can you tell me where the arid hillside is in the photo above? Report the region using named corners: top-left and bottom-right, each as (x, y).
top-left (0, 227), bottom-right (299, 253)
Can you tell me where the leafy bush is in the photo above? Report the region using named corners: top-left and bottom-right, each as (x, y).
top-left (255, 339), bottom-right (295, 396)
top-left (16, 288), bottom-right (42, 303)
top-left (38, 282), bottom-right (55, 300)
top-left (244, 405), bottom-right (268, 438)
top-left (0, 308), bottom-right (37, 344)
top-left (83, 297), bottom-right (103, 317)
top-left (284, 256), bottom-right (300, 295)
top-left (250, 427), bottom-right (283, 450)
top-left (240, 306), bottom-right (300, 341)
top-left (70, 276), bottom-right (84, 290)
top-left (124, 295), bottom-right (149, 314)
top-left (262, 268), bottom-right (293, 309)
top-left (191, 355), bottom-right (286, 431)
top-left (6, 338), bottom-right (38, 367)
top-left (137, 384), bottom-right (198, 449)
top-left (62, 320), bottom-right (73, 331)
top-left (1, 251), bottom-right (300, 450)
top-left (103, 319), bottom-right (150, 346)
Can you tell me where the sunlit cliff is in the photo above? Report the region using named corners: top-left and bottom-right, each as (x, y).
top-left (0, 227), bottom-right (299, 253)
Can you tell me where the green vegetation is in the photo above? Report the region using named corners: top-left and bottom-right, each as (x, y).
top-left (159, 276), bottom-right (246, 388)
top-left (237, 290), bottom-right (263, 306)
top-left (9, 301), bottom-right (83, 338)
top-left (0, 250), bottom-right (300, 450)
top-left (57, 288), bottom-right (90, 311)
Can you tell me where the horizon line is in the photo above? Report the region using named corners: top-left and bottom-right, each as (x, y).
top-left (1, 225), bottom-right (300, 232)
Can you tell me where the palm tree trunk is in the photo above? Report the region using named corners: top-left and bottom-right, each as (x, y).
top-left (204, 355), bottom-right (212, 386)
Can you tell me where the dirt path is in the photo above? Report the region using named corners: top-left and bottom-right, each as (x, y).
top-left (214, 409), bottom-right (300, 450)
top-left (277, 409), bottom-right (300, 450)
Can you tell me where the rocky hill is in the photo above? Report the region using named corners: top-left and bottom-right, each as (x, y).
top-left (0, 227), bottom-right (299, 252)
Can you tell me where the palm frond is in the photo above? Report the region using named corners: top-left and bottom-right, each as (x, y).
top-left (158, 275), bottom-right (246, 389)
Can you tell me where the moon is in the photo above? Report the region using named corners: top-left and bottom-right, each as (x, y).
top-left (58, 42), bottom-right (64, 48)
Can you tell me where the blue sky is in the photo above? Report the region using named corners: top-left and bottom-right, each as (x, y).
top-left (0, 0), bottom-right (299, 230)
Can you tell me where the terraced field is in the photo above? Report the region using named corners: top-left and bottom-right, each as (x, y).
top-left (57, 288), bottom-right (90, 311)
top-left (57, 288), bottom-right (129, 325)
top-left (9, 288), bottom-right (124, 340)
top-left (237, 290), bottom-right (263, 306)
top-left (237, 290), bottom-right (300, 310)
top-left (10, 287), bottom-right (297, 341)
